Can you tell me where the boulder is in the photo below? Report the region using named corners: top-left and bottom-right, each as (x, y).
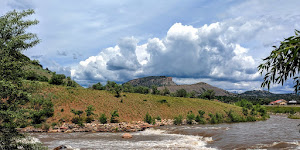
top-left (122, 133), bottom-right (133, 139)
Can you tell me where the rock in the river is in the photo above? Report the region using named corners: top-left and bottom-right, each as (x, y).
top-left (53, 145), bottom-right (76, 150)
top-left (122, 133), bottom-right (133, 139)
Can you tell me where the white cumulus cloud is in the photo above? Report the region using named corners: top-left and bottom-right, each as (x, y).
top-left (73, 21), bottom-right (259, 87)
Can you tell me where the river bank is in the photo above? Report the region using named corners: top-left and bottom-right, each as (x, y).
top-left (19, 119), bottom-right (175, 133)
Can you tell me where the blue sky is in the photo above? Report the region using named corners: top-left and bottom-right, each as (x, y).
top-left (1, 0), bottom-right (300, 93)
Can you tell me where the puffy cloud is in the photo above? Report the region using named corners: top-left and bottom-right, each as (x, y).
top-left (73, 21), bottom-right (259, 86)
top-left (106, 37), bottom-right (141, 71)
top-left (143, 22), bottom-right (257, 81)
top-left (73, 38), bottom-right (143, 86)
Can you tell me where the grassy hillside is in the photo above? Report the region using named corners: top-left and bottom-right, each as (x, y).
top-left (29, 82), bottom-right (243, 123)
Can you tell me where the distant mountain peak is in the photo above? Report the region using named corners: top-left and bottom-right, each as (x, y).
top-left (125, 76), bottom-right (233, 96)
top-left (125, 76), bottom-right (177, 87)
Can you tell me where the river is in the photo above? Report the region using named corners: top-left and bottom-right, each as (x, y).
top-left (31, 115), bottom-right (300, 150)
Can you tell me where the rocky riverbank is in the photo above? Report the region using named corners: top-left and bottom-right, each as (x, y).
top-left (18, 119), bottom-right (175, 133)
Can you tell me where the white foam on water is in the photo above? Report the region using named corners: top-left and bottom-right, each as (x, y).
top-left (181, 126), bottom-right (230, 131)
top-left (133, 128), bottom-right (167, 135)
top-left (130, 128), bottom-right (216, 150)
top-left (245, 141), bottom-right (300, 150)
top-left (16, 136), bottom-right (41, 144)
top-left (45, 128), bottom-right (217, 150)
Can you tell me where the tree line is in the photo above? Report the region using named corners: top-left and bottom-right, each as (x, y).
top-left (91, 81), bottom-right (216, 100)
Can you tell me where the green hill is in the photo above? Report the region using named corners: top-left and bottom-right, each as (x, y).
top-left (29, 82), bottom-right (244, 123)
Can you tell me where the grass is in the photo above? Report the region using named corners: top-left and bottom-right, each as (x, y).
top-left (29, 82), bottom-right (245, 123)
top-left (265, 105), bottom-right (300, 114)
top-left (288, 114), bottom-right (300, 119)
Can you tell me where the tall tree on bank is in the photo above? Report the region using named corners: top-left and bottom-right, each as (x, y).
top-left (258, 30), bottom-right (300, 93)
top-left (0, 9), bottom-right (44, 149)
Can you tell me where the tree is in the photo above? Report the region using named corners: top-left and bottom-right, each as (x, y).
top-left (114, 84), bottom-right (122, 98)
top-left (258, 30), bottom-right (300, 93)
top-left (175, 89), bottom-right (187, 97)
top-left (110, 110), bottom-right (119, 123)
top-left (122, 83), bottom-right (134, 93)
top-left (162, 87), bottom-right (170, 95)
top-left (49, 73), bottom-right (66, 85)
top-left (99, 114), bottom-right (107, 124)
top-left (0, 9), bottom-right (46, 149)
top-left (0, 10), bottom-right (39, 82)
top-left (200, 90), bottom-right (215, 100)
top-left (92, 82), bottom-right (104, 90)
top-left (144, 112), bottom-right (152, 124)
top-left (151, 85), bottom-right (160, 95)
top-left (71, 109), bottom-right (83, 118)
top-left (85, 105), bottom-right (95, 117)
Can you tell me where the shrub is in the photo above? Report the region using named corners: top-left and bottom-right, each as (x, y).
top-left (85, 105), bottom-right (95, 117)
top-left (30, 97), bottom-right (54, 124)
top-left (42, 123), bottom-right (50, 130)
top-left (99, 114), bottom-right (107, 124)
top-left (195, 110), bottom-right (206, 124)
top-left (122, 83), bottom-right (134, 93)
top-left (199, 90), bottom-right (215, 100)
top-left (173, 115), bottom-right (183, 125)
top-left (49, 73), bottom-right (66, 85)
top-left (71, 116), bottom-right (83, 125)
top-left (114, 85), bottom-right (122, 98)
top-left (71, 109), bottom-right (83, 117)
top-left (134, 86), bottom-right (150, 94)
top-left (155, 116), bottom-right (161, 121)
top-left (209, 113), bottom-right (217, 124)
top-left (186, 111), bottom-right (195, 125)
top-left (158, 99), bottom-right (168, 104)
top-left (195, 115), bottom-right (206, 124)
top-left (92, 82), bottom-right (104, 90)
top-left (61, 108), bottom-right (64, 112)
top-left (162, 87), bottom-right (170, 95)
top-left (226, 110), bottom-right (242, 122)
top-left (198, 110), bottom-right (205, 118)
top-left (66, 77), bottom-right (76, 87)
top-left (175, 89), bottom-right (188, 97)
top-left (215, 113), bottom-right (224, 123)
top-left (85, 117), bottom-right (93, 123)
top-left (110, 110), bottom-right (119, 123)
top-left (51, 122), bottom-right (57, 127)
top-left (151, 85), bottom-right (160, 95)
top-left (250, 108), bottom-right (257, 116)
top-left (242, 107), bottom-right (248, 116)
top-left (144, 112), bottom-right (152, 124)
top-left (246, 116), bottom-right (256, 122)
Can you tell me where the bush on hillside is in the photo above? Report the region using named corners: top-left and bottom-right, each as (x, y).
top-left (175, 89), bottom-right (188, 97)
top-left (199, 90), bottom-right (215, 100)
top-left (92, 82), bottom-right (104, 90)
top-left (155, 116), bottom-right (161, 121)
top-left (99, 114), bottom-right (107, 124)
top-left (49, 73), bottom-right (66, 85)
top-left (151, 85), bottom-right (160, 95)
top-left (144, 112), bottom-right (152, 124)
top-left (173, 115), bottom-right (183, 125)
top-left (66, 77), bottom-right (76, 87)
top-left (186, 111), bottom-right (195, 125)
top-left (122, 83), bottom-right (134, 93)
top-left (162, 87), bottom-right (170, 96)
top-left (110, 110), bottom-right (119, 123)
top-left (134, 86), bottom-right (150, 94)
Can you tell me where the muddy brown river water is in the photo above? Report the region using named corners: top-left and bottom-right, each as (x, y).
top-left (31, 115), bottom-right (300, 149)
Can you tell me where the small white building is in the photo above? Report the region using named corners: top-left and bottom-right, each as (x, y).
top-left (288, 100), bottom-right (297, 105)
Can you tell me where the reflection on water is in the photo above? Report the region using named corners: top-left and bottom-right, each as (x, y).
top-left (31, 115), bottom-right (300, 150)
